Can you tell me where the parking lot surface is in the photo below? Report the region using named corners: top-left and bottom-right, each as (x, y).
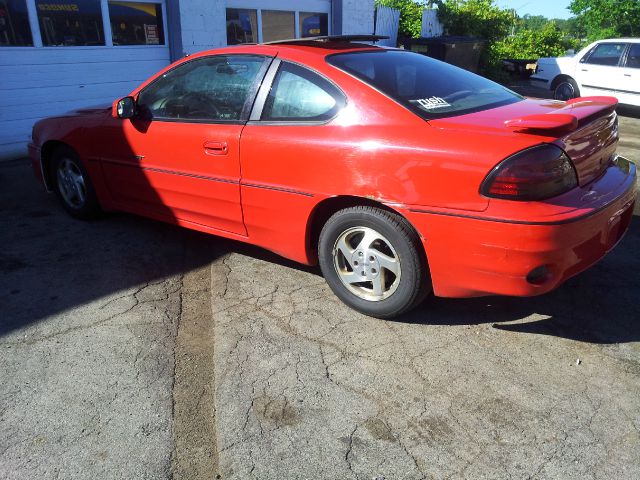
top-left (1, 108), bottom-right (639, 479)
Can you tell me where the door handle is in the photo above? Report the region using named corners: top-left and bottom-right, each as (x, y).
top-left (624, 74), bottom-right (632, 77)
top-left (203, 141), bottom-right (228, 156)
top-left (581, 69), bottom-right (589, 72)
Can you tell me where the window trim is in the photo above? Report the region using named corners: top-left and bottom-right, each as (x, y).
top-left (622, 43), bottom-right (639, 69)
top-left (135, 53), bottom-right (274, 125)
top-left (248, 59), bottom-right (347, 126)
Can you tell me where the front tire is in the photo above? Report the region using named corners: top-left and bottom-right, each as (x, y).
top-left (553, 77), bottom-right (580, 101)
top-left (318, 206), bottom-right (430, 319)
top-left (51, 145), bottom-right (101, 219)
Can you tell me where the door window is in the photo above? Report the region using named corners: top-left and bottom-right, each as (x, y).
top-left (625, 44), bottom-right (640, 69)
top-left (261, 62), bottom-right (345, 122)
top-left (584, 43), bottom-right (626, 66)
top-left (137, 55), bottom-right (269, 122)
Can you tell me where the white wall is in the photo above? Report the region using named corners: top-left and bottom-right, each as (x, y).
top-left (339, 0), bottom-right (375, 35)
top-left (178, 0), bottom-right (227, 55)
top-left (0, 46), bottom-right (170, 159)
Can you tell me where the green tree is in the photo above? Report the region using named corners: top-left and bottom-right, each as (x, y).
top-left (490, 22), bottom-right (575, 61)
top-left (375, 0), bottom-right (428, 38)
top-left (435, 0), bottom-right (512, 42)
top-left (518, 14), bottom-right (550, 32)
top-left (569, 0), bottom-right (640, 40)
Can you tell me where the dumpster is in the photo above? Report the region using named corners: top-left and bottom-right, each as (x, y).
top-left (402, 36), bottom-right (486, 73)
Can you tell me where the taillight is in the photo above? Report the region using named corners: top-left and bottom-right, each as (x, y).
top-left (480, 144), bottom-right (577, 201)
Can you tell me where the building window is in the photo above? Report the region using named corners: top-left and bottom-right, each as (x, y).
top-left (36, 0), bottom-right (105, 46)
top-left (0, 0), bottom-right (33, 46)
top-left (299, 12), bottom-right (328, 38)
top-left (108, 1), bottom-right (164, 45)
top-left (261, 10), bottom-right (293, 43)
top-left (226, 8), bottom-right (256, 45)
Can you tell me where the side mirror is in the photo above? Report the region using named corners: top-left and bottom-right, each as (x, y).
top-left (114, 96), bottom-right (136, 119)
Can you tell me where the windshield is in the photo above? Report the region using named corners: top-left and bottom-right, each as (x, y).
top-left (327, 50), bottom-right (522, 120)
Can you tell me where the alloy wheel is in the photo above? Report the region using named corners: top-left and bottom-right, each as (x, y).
top-left (56, 157), bottom-right (86, 209)
top-left (332, 226), bottom-right (401, 301)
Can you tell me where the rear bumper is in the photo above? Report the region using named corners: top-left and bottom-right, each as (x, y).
top-left (405, 159), bottom-right (637, 298)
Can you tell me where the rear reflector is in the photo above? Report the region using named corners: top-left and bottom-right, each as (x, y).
top-left (480, 144), bottom-right (578, 201)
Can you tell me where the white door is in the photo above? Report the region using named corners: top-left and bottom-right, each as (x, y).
top-left (575, 42), bottom-right (627, 98)
top-left (617, 43), bottom-right (640, 106)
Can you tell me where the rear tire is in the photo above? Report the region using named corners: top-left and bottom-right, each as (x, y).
top-left (51, 145), bottom-right (101, 219)
top-left (318, 206), bottom-right (431, 319)
top-left (553, 77), bottom-right (580, 101)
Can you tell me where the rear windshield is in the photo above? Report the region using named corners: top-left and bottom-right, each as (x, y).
top-left (327, 50), bottom-right (522, 119)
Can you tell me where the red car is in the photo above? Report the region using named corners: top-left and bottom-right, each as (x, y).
top-left (29, 36), bottom-right (637, 318)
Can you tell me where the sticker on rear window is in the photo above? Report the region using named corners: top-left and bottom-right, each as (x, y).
top-left (410, 96), bottom-right (451, 110)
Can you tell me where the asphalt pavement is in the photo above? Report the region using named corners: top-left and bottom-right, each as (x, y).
top-left (1, 104), bottom-right (639, 479)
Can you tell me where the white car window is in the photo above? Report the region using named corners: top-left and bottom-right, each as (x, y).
top-left (584, 43), bottom-right (626, 67)
top-left (625, 44), bottom-right (640, 69)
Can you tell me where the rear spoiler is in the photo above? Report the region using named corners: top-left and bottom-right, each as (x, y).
top-left (505, 96), bottom-right (618, 133)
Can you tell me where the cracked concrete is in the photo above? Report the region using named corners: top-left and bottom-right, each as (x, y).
top-left (210, 240), bottom-right (640, 479)
top-left (208, 111), bottom-right (640, 479)
top-left (0, 161), bottom-right (219, 479)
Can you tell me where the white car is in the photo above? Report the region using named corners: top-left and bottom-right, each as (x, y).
top-left (531, 38), bottom-right (640, 106)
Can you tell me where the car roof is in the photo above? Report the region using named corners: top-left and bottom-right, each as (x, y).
top-left (596, 38), bottom-right (640, 43)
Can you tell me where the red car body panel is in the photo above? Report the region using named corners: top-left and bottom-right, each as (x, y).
top-left (29, 43), bottom-right (637, 297)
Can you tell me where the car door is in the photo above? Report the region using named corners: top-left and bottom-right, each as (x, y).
top-left (237, 59), bottom-right (348, 261)
top-left (617, 43), bottom-right (640, 106)
top-left (575, 42), bottom-right (627, 97)
top-left (99, 54), bottom-right (271, 235)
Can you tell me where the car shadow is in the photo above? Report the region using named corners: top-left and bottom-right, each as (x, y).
top-left (2, 158), bottom-right (638, 345)
top-left (617, 105), bottom-right (640, 119)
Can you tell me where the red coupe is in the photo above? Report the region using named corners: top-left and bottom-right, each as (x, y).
top-left (29, 36), bottom-right (637, 318)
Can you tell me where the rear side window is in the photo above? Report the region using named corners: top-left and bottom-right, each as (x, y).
top-left (327, 50), bottom-right (522, 120)
top-left (584, 43), bottom-right (626, 66)
top-left (261, 62), bottom-right (345, 122)
top-left (626, 44), bottom-right (640, 69)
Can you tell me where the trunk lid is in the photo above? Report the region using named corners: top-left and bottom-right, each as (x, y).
top-left (430, 96), bottom-right (619, 186)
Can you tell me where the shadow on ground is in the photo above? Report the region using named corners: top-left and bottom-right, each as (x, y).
top-left (2, 159), bottom-right (638, 345)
